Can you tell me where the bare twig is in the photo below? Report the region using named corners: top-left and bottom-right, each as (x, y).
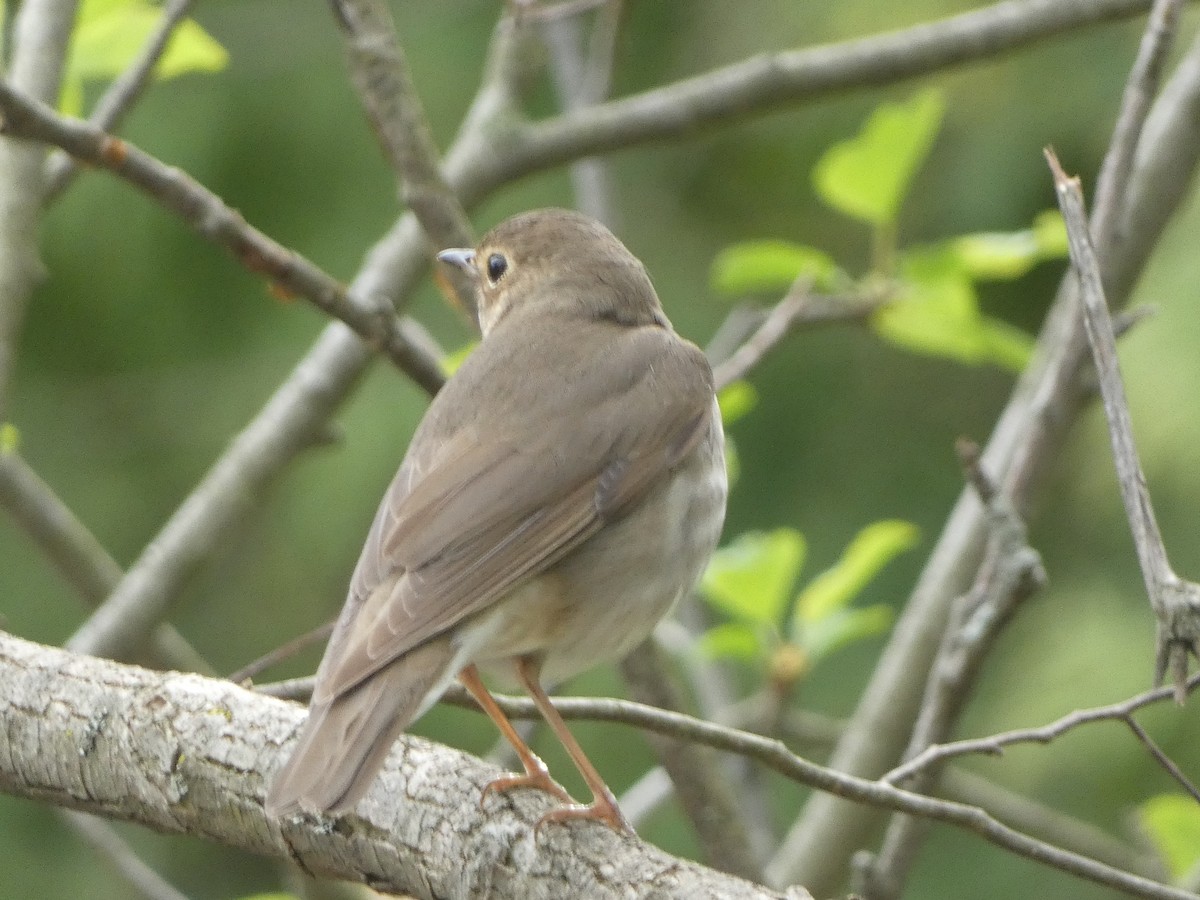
top-left (43, 0), bottom-right (196, 200)
top-left (1121, 715), bottom-right (1200, 804)
top-left (1048, 147), bottom-right (1200, 695)
top-left (619, 641), bottom-right (763, 880)
top-left (0, 80), bottom-right (448, 396)
top-left (59, 810), bottom-right (193, 900)
top-left (258, 671), bottom-right (1165, 879)
top-left (329, 0), bottom-right (478, 319)
top-left (712, 286), bottom-right (886, 390)
top-left (857, 443), bottom-right (1046, 899)
top-left (1089, 0), bottom-right (1185, 260)
top-left (0, 448), bottom-right (211, 674)
top-left (884, 673), bottom-right (1200, 784)
top-left (542, 0), bottom-right (623, 225)
top-left (227, 620), bottom-right (334, 686)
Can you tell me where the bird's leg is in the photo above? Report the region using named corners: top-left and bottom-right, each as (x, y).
top-left (514, 655), bottom-right (634, 835)
top-left (458, 664), bottom-right (573, 805)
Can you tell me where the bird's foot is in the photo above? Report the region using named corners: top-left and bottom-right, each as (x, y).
top-left (534, 787), bottom-right (634, 836)
top-left (481, 752), bottom-right (574, 807)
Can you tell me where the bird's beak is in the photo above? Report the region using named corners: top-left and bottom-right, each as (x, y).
top-left (437, 248), bottom-right (476, 276)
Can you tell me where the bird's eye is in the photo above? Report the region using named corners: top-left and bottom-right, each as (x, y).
top-left (485, 253), bottom-right (508, 284)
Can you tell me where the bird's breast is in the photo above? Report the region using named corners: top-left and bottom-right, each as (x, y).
top-left (471, 400), bottom-right (727, 686)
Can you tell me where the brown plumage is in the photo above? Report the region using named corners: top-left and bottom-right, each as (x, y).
top-left (266, 208), bottom-right (727, 832)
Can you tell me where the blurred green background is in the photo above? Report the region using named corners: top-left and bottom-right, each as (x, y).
top-left (3, 1), bottom-right (1200, 897)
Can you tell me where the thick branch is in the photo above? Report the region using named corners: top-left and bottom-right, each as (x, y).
top-left (502, 0), bottom-right (1161, 177)
top-left (0, 631), bottom-right (789, 900)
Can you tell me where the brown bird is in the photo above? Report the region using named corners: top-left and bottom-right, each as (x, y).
top-left (266, 208), bottom-right (726, 832)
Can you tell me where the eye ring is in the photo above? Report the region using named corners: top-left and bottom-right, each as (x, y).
top-left (485, 253), bottom-right (508, 284)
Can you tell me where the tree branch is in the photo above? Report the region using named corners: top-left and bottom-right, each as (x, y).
top-left (0, 447), bottom-right (211, 674)
top-left (6, 629), bottom-right (1195, 900)
top-left (855, 442), bottom-right (1047, 899)
top-left (1048, 146), bottom-right (1200, 693)
top-left (501, 0), bottom-right (1162, 178)
top-left (770, 6), bottom-right (1200, 891)
top-left (330, 0), bottom-right (479, 320)
top-left (883, 673), bottom-right (1200, 784)
top-left (0, 79), bottom-right (448, 395)
top-left (42, 0), bottom-right (196, 201)
top-left (0, 0), bottom-right (79, 416)
top-left (0, 631), bottom-right (793, 900)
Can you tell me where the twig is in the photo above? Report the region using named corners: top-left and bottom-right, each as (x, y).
top-left (59, 810), bottom-right (193, 900)
top-left (0, 81), bottom-right (447, 396)
top-left (712, 286), bottom-right (885, 390)
top-left (258, 672), bottom-right (1163, 879)
top-left (1088, 0), bottom-right (1185, 260)
top-left (1121, 714), bottom-right (1200, 804)
top-left (43, 0), bottom-right (196, 201)
top-left (619, 641), bottom-right (763, 880)
top-left (329, 0), bottom-right (478, 320)
top-left (0, 448), bottom-right (211, 674)
top-left (542, 0), bottom-right (622, 225)
top-left (884, 673), bottom-right (1200, 784)
top-left (1047, 148), bottom-right (1200, 696)
top-left (227, 620), bottom-right (334, 686)
top-left (856, 442), bottom-right (1046, 899)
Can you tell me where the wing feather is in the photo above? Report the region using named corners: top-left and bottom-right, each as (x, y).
top-left (317, 322), bottom-right (714, 701)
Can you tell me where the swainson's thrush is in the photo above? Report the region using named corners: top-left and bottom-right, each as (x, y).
top-left (266, 208), bottom-right (727, 832)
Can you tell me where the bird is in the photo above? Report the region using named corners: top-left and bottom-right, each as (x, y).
top-left (265, 208), bottom-right (727, 833)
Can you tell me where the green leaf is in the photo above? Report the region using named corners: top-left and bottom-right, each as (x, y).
top-left (799, 604), bottom-right (893, 664)
top-left (697, 622), bottom-right (764, 663)
top-left (440, 341), bottom-right (477, 377)
top-left (873, 247), bottom-right (1034, 371)
top-left (0, 422), bottom-right (19, 454)
top-left (948, 210), bottom-right (1070, 282)
top-left (1032, 209), bottom-right (1069, 258)
top-left (701, 529), bottom-right (806, 628)
top-left (795, 519), bottom-right (918, 624)
top-left (1138, 794), bottom-right (1200, 882)
top-left (711, 241), bottom-right (840, 295)
top-left (813, 89), bottom-right (944, 227)
top-left (718, 380), bottom-right (758, 426)
top-left (63, 0), bottom-right (228, 113)
top-left (952, 230), bottom-right (1042, 281)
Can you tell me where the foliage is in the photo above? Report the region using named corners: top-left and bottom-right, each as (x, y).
top-left (699, 521), bottom-right (916, 688)
top-left (711, 89), bottom-right (1069, 372)
top-left (1138, 794), bottom-right (1200, 884)
top-left (59, 0), bottom-right (227, 115)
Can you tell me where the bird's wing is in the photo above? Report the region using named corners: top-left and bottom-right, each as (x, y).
top-left (314, 327), bottom-right (714, 703)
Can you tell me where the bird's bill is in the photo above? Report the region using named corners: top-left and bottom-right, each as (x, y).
top-left (437, 247), bottom-right (476, 275)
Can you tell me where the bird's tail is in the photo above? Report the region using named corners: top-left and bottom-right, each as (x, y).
top-left (265, 636), bottom-right (458, 817)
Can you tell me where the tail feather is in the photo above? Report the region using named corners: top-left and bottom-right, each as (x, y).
top-left (266, 636), bottom-right (458, 817)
